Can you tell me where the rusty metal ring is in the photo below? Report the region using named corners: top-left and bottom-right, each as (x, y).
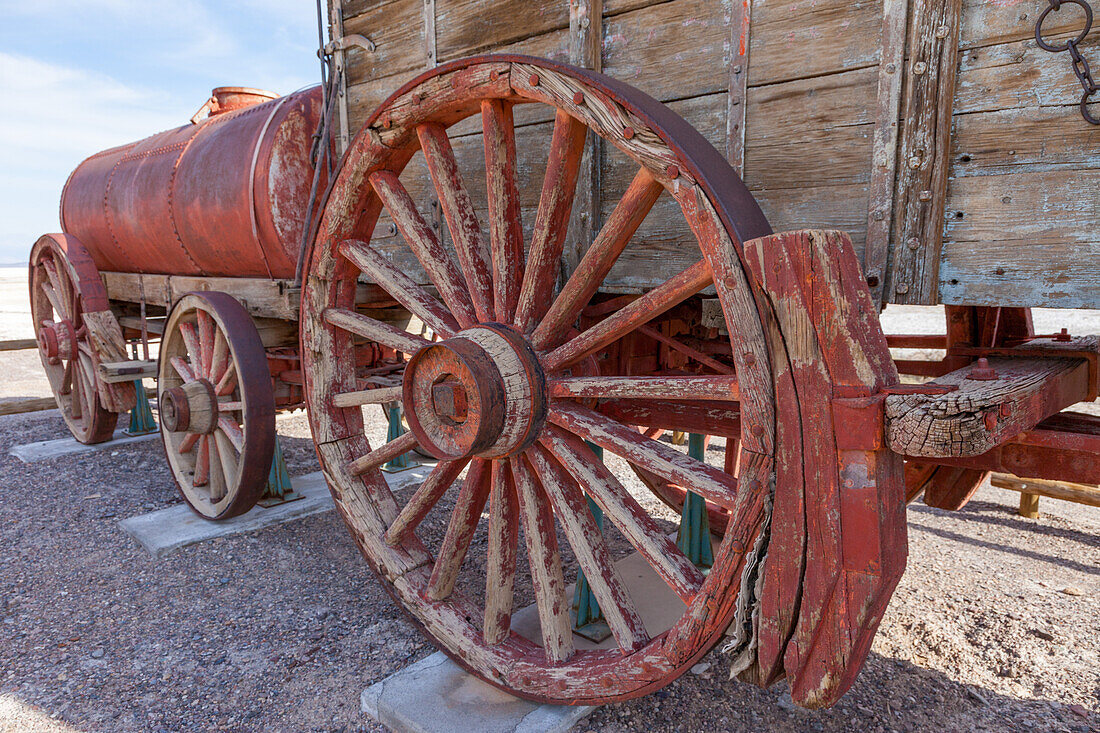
top-left (1082, 86), bottom-right (1100, 125)
top-left (1035, 0), bottom-right (1093, 52)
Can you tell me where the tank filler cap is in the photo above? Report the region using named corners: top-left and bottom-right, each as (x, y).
top-left (190, 86), bottom-right (280, 124)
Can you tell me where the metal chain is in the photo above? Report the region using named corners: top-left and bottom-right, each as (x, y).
top-left (1035, 0), bottom-right (1099, 124)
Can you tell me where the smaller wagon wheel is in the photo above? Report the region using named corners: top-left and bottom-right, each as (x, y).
top-left (29, 234), bottom-right (118, 444)
top-left (158, 292), bottom-right (275, 520)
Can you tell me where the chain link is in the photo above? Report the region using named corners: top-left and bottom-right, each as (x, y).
top-left (1035, 0), bottom-right (1099, 125)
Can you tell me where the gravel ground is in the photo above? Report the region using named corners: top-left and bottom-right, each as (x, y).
top-left (0, 298), bottom-right (1097, 732)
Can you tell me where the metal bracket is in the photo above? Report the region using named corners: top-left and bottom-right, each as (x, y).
top-left (323, 33), bottom-right (376, 55)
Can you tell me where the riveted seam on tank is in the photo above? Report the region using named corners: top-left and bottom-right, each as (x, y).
top-left (118, 140), bottom-right (191, 162)
top-left (165, 134), bottom-right (203, 274)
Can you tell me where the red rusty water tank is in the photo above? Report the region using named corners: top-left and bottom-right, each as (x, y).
top-left (60, 85), bottom-right (323, 279)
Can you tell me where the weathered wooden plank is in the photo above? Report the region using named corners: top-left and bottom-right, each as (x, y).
top-left (863, 0), bottom-right (909, 305)
top-left (888, 0), bottom-right (963, 305)
top-left (435, 0), bottom-right (570, 63)
top-left (951, 106), bottom-right (1100, 177)
top-left (343, 0), bottom-right (428, 87)
top-left (938, 168), bottom-right (1100, 308)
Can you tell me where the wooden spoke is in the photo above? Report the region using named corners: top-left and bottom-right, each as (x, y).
top-left (549, 401), bottom-right (739, 513)
top-left (69, 361), bottom-right (84, 420)
top-left (417, 123), bottom-right (494, 323)
top-left (543, 259), bottom-right (712, 372)
top-left (483, 460), bottom-right (518, 645)
top-left (369, 171), bottom-right (478, 328)
top-left (217, 400), bottom-right (244, 413)
top-left (548, 375), bottom-right (739, 402)
top-left (541, 425), bottom-right (705, 603)
top-left (215, 364), bottom-right (237, 396)
top-left (217, 416), bottom-right (245, 453)
top-left (531, 168), bottom-right (664, 351)
top-left (481, 100), bottom-right (525, 323)
top-left (509, 456), bottom-right (573, 662)
top-left (524, 444), bottom-right (650, 652)
top-left (210, 329), bottom-right (230, 384)
top-left (207, 437), bottom-right (228, 501)
top-left (597, 399), bottom-right (741, 438)
top-left (333, 386), bottom-right (404, 408)
top-left (636, 324), bottom-right (734, 375)
top-left (40, 283), bottom-right (68, 321)
top-left (213, 431), bottom-right (239, 494)
top-left (323, 307), bottom-right (432, 355)
top-left (60, 358), bottom-right (73, 395)
top-left (179, 322), bottom-right (201, 368)
top-left (179, 432), bottom-right (200, 453)
top-left (196, 309), bottom-right (215, 377)
top-left (427, 459), bottom-right (492, 600)
top-left (347, 430), bottom-right (418, 476)
top-left (339, 239), bottom-right (461, 336)
top-left (194, 435), bottom-right (211, 487)
top-left (170, 356), bottom-right (197, 384)
top-left (384, 458), bottom-right (469, 546)
top-left (514, 110), bottom-right (588, 333)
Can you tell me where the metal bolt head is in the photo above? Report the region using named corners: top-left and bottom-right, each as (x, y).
top-left (529, 73), bottom-right (540, 86)
top-left (623, 126), bottom-right (635, 139)
top-left (908, 156), bottom-right (922, 169)
top-left (733, 64), bottom-right (743, 74)
top-left (572, 91), bottom-right (585, 105)
top-left (886, 63), bottom-right (897, 74)
top-left (873, 210), bottom-right (886, 221)
top-left (907, 237), bottom-right (920, 250)
top-left (666, 164), bottom-right (680, 179)
top-left (895, 283), bottom-right (910, 294)
top-left (919, 190), bottom-right (932, 201)
top-left (967, 357), bottom-right (997, 381)
top-left (935, 26), bottom-right (949, 39)
top-left (913, 61), bottom-right (928, 75)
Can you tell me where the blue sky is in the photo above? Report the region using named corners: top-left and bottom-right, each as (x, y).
top-left (0, 0), bottom-right (321, 264)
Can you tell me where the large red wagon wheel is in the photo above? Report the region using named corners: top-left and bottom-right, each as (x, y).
top-left (302, 56), bottom-right (778, 704)
top-left (158, 292), bottom-right (275, 520)
top-left (29, 234), bottom-right (121, 444)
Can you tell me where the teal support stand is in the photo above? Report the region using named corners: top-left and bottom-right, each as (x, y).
top-left (571, 442), bottom-right (612, 642)
top-left (124, 379), bottom-right (157, 436)
top-left (677, 433), bottom-right (714, 569)
top-left (257, 436), bottom-right (303, 507)
top-left (382, 402), bottom-right (419, 473)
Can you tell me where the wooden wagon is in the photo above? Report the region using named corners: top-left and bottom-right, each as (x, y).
top-left (29, 0), bottom-right (1100, 710)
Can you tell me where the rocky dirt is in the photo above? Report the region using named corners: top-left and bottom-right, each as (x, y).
top-left (0, 297), bottom-right (1096, 732)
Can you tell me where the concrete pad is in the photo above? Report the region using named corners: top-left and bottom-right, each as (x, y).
top-left (10, 429), bottom-right (159, 463)
top-left (360, 651), bottom-right (595, 733)
top-left (119, 463), bottom-right (435, 558)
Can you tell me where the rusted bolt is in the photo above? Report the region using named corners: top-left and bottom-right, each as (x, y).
top-left (935, 26), bottom-right (949, 39)
top-left (913, 61), bottom-right (928, 75)
top-left (895, 283), bottom-right (910, 294)
top-left (873, 210), bottom-right (886, 221)
top-left (1055, 327), bottom-right (1072, 342)
top-left (733, 64), bottom-right (743, 74)
top-left (743, 353), bottom-right (756, 367)
top-left (529, 73), bottom-right (540, 86)
top-left (886, 63), bottom-right (897, 74)
top-left (968, 357), bottom-right (997, 381)
top-left (572, 91), bottom-right (585, 105)
top-left (382, 117), bottom-right (392, 129)
top-left (907, 237), bottom-right (921, 250)
top-left (919, 190), bottom-right (932, 201)
top-left (666, 164), bottom-right (680, 179)
top-left (623, 126), bottom-right (635, 139)
top-left (908, 156), bottom-right (922, 169)
top-left (751, 424), bottom-right (764, 437)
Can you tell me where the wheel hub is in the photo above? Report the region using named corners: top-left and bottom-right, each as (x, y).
top-left (38, 320), bottom-right (75, 365)
top-left (161, 380), bottom-right (219, 434)
top-left (403, 324), bottom-right (546, 460)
